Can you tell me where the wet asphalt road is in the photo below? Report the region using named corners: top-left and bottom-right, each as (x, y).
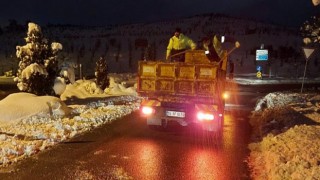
top-left (0, 109), bottom-right (252, 180)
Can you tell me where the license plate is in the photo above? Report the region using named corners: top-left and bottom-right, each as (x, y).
top-left (166, 110), bottom-right (185, 118)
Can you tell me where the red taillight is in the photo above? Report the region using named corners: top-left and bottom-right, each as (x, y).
top-left (141, 106), bottom-right (154, 116)
top-left (197, 111), bottom-right (214, 121)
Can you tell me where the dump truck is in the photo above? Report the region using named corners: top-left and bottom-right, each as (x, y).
top-left (137, 50), bottom-right (229, 132)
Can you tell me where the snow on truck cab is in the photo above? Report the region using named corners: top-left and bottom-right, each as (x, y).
top-left (137, 50), bottom-right (229, 132)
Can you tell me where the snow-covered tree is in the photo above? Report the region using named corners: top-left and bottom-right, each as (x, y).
top-left (301, 15), bottom-right (320, 45)
top-left (312, 0), bottom-right (320, 6)
top-left (95, 56), bottom-right (109, 90)
top-left (15, 22), bottom-right (63, 96)
top-left (59, 61), bottom-right (76, 84)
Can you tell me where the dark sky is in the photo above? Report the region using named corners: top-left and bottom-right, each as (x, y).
top-left (0, 0), bottom-right (319, 27)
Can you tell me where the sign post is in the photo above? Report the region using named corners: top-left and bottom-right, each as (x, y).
top-left (256, 48), bottom-right (268, 79)
top-left (301, 47), bottom-right (315, 93)
top-left (256, 65), bottom-right (262, 79)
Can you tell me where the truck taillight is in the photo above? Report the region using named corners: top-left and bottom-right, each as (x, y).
top-left (197, 111), bottom-right (214, 121)
top-left (141, 106), bottom-right (155, 116)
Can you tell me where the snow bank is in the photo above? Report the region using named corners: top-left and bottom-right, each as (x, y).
top-left (0, 74), bottom-right (141, 167)
top-left (0, 95), bottom-right (140, 166)
top-left (60, 76), bottom-right (137, 101)
top-left (0, 93), bottom-right (70, 126)
top-left (248, 92), bottom-right (320, 179)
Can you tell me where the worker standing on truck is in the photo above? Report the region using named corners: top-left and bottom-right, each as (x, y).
top-left (201, 35), bottom-right (240, 62)
top-left (166, 28), bottom-right (197, 62)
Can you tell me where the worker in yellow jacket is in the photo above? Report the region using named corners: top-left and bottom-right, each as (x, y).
top-left (166, 28), bottom-right (196, 62)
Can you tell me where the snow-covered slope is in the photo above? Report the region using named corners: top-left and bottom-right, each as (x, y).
top-left (0, 13), bottom-right (319, 79)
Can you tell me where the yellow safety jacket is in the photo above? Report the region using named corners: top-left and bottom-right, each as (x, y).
top-left (166, 34), bottom-right (196, 59)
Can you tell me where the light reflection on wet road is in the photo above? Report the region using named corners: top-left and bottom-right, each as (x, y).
top-left (0, 81), bottom-right (253, 179)
top-left (64, 112), bottom-right (252, 180)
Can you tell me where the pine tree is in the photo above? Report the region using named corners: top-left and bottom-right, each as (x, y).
top-left (301, 15), bottom-right (320, 45)
top-left (15, 22), bottom-right (63, 96)
top-left (95, 56), bottom-right (109, 90)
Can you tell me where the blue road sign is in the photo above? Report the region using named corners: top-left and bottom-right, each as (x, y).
top-left (256, 65), bottom-right (262, 71)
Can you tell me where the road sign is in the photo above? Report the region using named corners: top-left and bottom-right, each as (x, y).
top-left (256, 71), bottom-right (262, 79)
top-left (256, 49), bottom-right (268, 61)
top-left (303, 48), bottom-right (315, 60)
top-left (301, 47), bottom-right (315, 93)
top-left (256, 65), bottom-right (262, 71)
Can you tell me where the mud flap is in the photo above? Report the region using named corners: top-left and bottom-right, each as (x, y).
top-left (161, 119), bottom-right (168, 128)
top-left (147, 117), bottom-right (162, 126)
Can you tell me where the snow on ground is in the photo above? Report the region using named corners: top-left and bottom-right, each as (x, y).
top-left (248, 91), bottom-right (320, 179)
top-left (0, 74), bottom-right (141, 167)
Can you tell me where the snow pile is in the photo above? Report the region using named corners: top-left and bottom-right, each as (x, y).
top-left (60, 77), bottom-right (137, 101)
top-left (254, 92), bottom-right (306, 111)
top-left (0, 96), bottom-right (140, 166)
top-left (0, 74), bottom-right (141, 167)
top-left (104, 76), bottom-right (137, 96)
top-left (248, 91), bottom-right (320, 179)
top-left (0, 93), bottom-right (70, 124)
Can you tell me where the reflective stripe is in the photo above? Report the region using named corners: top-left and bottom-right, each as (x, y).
top-left (195, 104), bottom-right (218, 111)
top-left (141, 100), bottom-right (161, 107)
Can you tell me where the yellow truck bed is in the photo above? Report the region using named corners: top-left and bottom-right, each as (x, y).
top-left (138, 61), bottom-right (221, 97)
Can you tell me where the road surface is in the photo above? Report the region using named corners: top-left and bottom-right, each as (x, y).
top-left (0, 110), bottom-right (252, 180)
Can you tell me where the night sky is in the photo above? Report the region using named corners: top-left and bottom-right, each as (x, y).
top-left (0, 0), bottom-right (319, 27)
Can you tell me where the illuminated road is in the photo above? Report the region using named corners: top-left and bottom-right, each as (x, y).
top-left (0, 109), bottom-right (252, 180)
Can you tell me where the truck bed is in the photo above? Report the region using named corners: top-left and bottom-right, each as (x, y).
top-left (137, 49), bottom-right (228, 109)
top-left (137, 61), bottom-right (223, 97)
